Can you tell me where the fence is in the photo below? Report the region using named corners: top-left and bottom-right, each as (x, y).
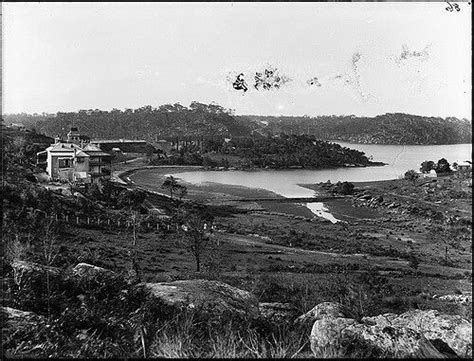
top-left (46, 212), bottom-right (172, 232)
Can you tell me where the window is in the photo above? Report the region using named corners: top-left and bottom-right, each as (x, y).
top-left (58, 158), bottom-right (72, 168)
top-left (77, 157), bottom-right (85, 163)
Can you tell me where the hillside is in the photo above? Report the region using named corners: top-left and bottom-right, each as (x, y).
top-left (239, 113), bottom-right (472, 145)
top-left (3, 108), bottom-right (471, 145)
top-left (3, 102), bottom-right (256, 142)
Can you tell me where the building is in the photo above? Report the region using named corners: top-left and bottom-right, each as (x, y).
top-left (91, 139), bottom-right (161, 159)
top-left (82, 143), bottom-right (112, 181)
top-left (37, 142), bottom-right (92, 183)
top-left (37, 127), bottom-right (111, 183)
top-left (454, 161), bottom-right (472, 172)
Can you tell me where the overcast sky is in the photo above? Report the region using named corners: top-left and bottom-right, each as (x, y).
top-left (2, 2), bottom-right (472, 118)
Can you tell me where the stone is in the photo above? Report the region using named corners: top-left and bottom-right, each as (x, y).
top-left (140, 279), bottom-right (259, 319)
top-left (361, 313), bottom-right (398, 328)
top-left (72, 262), bottom-right (118, 282)
top-left (310, 317), bottom-right (357, 357)
top-left (342, 323), bottom-right (445, 358)
top-left (11, 260), bottom-right (61, 286)
top-left (2, 306), bottom-right (45, 340)
top-left (295, 301), bottom-right (345, 326)
top-left (259, 302), bottom-right (298, 323)
top-left (391, 309), bottom-right (472, 358)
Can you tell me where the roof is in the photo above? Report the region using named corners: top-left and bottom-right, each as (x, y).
top-left (82, 143), bottom-right (111, 156)
top-left (43, 142), bottom-right (83, 153)
top-left (91, 140), bottom-right (157, 153)
top-left (75, 150), bottom-right (90, 158)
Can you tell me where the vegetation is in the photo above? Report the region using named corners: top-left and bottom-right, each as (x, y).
top-left (2, 122), bottom-right (471, 358)
top-left (241, 113), bottom-right (472, 145)
top-left (4, 106), bottom-right (471, 146)
top-left (404, 169), bottom-right (420, 185)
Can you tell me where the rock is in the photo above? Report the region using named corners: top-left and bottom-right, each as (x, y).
top-left (436, 294), bottom-right (472, 305)
top-left (259, 302), bottom-right (298, 323)
top-left (2, 306), bottom-right (45, 339)
top-left (391, 309), bottom-right (472, 358)
top-left (140, 279), bottom-right (259, 319)
top-left (310, 313), bottom-right (444, 358)
top-left (72, 263), bottom-right (117, 282)
top-left (11, 260), bottom-right (61, 286)
top-left (295, 301), bottom-right (345, 326)
top-left (310, 317), bottom-right (357, 357)
top-left (342, 323), bottom-right (445, 358)
top-left (362, 313), bottom-right (398, 328)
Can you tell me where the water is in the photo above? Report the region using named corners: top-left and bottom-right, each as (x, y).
top-left (145, 143), bottom-right (472, 222)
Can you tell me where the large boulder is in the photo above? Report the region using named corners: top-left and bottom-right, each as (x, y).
top-left (259, 302), bottom-right (299, 323)
top-left (2, 306), bottom-right (45, 340)
top-left (342, 323), bottom-right (445, 358)
top-left (140, 279), bottom-right (259, 319)
top-left (390, 309), bottom-right (472, 358)
top-left (72, 263), bottom-right (118, 283)
top-left (295, 301), bottom-right (345, 327)
top-left (310, 317), bottom-right (357, 357)
top-left (11, 260), bottom-right (61, 286)
top-left (310, 315), bottom-right (444, 358)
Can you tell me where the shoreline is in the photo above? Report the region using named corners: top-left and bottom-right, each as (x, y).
top-left (114, 163), bottom-right (403, 221)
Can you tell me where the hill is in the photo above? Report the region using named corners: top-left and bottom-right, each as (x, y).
top-left (3, 108), bottom-right (471, 145)
top-left (3, 103), bottom-right (255, 142)
top-left (239, 113), bottom-right (472, 145)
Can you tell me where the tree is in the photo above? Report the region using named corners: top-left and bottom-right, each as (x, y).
top-left (118, 189), bottom-right (146, 283)
top-left (177, 184), bottom-right (188, 201)
top-left (161, 175), bottom-right (179, 199)
top-left (178, 209), bottom-right (214, 272)
top-left (420, 160), bottom-right (435, 174)
top-left (404, 169), bottom-right (419, 185)
top-left (435, 158), bottom-right (451, 174)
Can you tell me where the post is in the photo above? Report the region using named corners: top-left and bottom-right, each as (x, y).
top-left (87, 217), bottom-right (90, 225)
top-left (76, 216), bottom-right (79, 224)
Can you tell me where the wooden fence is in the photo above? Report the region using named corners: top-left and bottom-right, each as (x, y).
top-left (47, 212), bottom-right (172, 232)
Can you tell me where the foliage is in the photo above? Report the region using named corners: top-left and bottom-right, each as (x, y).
top-left (240, 113), bottom-right (472, 145)
top-left (435, 158), bottom-right (452, 174)
top-left (420, 160), bottom-right (436, 173)
top-left (221, 134), bottom-right (373, 169)
top-left (161, 175), bottom-right (179, 199)
top-left (404, 169), bottom-right (420, 185)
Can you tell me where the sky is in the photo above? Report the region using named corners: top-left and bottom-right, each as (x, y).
top-left (2, 2), bottom-right (472, 118)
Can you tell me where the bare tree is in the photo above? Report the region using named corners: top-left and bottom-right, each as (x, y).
top-left (179, 210), bottom-right (214, 272)
top-left (41, 216), bottom-right (59, 322)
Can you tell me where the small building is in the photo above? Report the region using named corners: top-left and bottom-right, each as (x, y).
top-left (455, 161), bottom-right (472, 172)
top-left (91, 139), bottom-right (160, 158)
top-left (37, 142), bottom-right (91, 183)
top-left (37, 127), bottom-right (111, 183)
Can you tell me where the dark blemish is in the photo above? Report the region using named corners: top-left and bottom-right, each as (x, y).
top-left (307, 77), bottom-right (322, 87)
top-left (232, 73), bottom-right (249, 93)
top-left (254, 66), bottom-right (291, 91)
top-left (396, 44), bottom-right (430, 64)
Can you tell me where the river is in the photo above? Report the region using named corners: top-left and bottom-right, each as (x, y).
top-left (137, 143), bottom-right (472, 222)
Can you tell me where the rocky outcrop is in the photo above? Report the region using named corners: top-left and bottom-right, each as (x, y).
top-left (295, 301), bottom-right (345, 327)
top-left (11, 260), bottom-right (61, 286)
top-left (140, 279), bottom-right (259, 319)
top-left (305, 302), bottom-right (472, 358)
top-left (72, 262), bottom-right (118, 283)
top-left (342, 323), bottom-right (445, 358)
top-left (388, 309), bottom-right (472, 358)
top-left (2, 306), bottom-right (45, 339)
top-left (309, 313), bottom-right (444, 358)
top-left (310, 317), bottom-right (357, 357)
top-left (259, 302), bottom-right (298, 323)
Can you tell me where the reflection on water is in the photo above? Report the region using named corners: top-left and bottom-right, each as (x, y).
top-left (163, 143), bottom-right (472, 222)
